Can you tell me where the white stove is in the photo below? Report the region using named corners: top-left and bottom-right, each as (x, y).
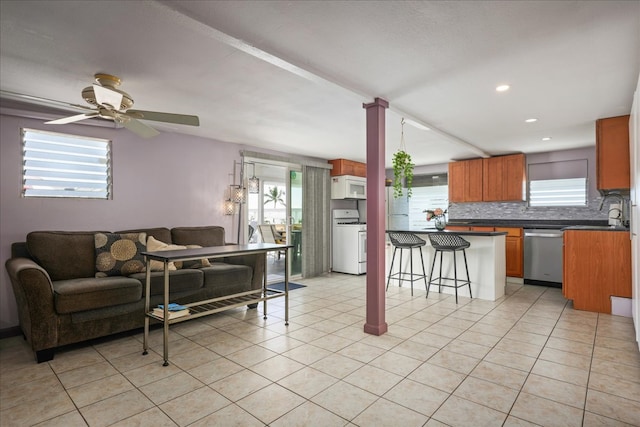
top-left (332, 209), bottom-right (366, 275)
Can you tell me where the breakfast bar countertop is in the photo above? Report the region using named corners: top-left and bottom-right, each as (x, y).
top-left (387, 229), bottom-right (507, 237)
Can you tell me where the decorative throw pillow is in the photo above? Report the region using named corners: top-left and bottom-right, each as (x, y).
top-left (95, 232), bottom-right (147, 277)
top-left (146, 236), bottom-right (187, 271)
top-left (181, 244), bottom-right (212, 269)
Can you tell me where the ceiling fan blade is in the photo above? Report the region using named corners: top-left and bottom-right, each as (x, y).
top-left (122, 117), bottom-right (160, 138)
top-left (93, 84), bottom-right (123, 110)
top-left (126, 109), bottom-right (200, 126)
top-left (45, 112), bottom-right (99, 124)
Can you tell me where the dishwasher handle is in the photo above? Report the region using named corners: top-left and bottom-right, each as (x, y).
top-left (524, 231), bottom-right (564, 238)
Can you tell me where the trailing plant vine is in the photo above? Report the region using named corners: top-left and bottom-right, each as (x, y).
top-left (392, 118), bottom-right (414, 198)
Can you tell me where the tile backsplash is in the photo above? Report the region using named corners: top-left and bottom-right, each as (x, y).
top-left (448, 197), bottom-right (625, 221)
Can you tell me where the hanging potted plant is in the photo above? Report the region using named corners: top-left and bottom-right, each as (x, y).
top-left (392, 118), bottom-right (414, 198)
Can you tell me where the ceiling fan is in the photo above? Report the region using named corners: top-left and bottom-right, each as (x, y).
top-left (11, 73), bottom-right (200, 138)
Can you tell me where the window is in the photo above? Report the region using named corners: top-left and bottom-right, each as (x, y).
top-left (529, 178), bottom-right (587, 206)
top-left (409, 173), bottom-right (448, 229)
top-left (22, 128), bottom-right (111, 199)
top-left (527, 159), bottom-right (587, 207)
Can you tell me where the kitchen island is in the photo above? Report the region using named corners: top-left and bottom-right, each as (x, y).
top-left (386, 229), bottom-right (507, 301)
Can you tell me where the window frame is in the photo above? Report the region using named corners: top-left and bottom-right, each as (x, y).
top-left (21, 128), bottom-right (112, 200)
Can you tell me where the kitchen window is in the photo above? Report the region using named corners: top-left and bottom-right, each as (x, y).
top-left (21, 128), bottom-right (112, 199)
top-left (409, 173), bottom-right (448, 229)
top-left (527, 159), bottom-right (587, 207)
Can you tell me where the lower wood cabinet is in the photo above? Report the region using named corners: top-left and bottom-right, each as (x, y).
top-left (445, 226), bottom-right (470, 231)
top-left (496, 227), bottom-right (523, 278)
top-left (446, 225), bottom-right (523, 278)
top-left (563, 230), bottom-right (631, 313)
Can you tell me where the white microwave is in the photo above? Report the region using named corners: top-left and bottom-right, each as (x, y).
top-left (331, 175), bottom-right (366, 199)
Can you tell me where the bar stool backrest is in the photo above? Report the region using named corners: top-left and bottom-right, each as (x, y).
top-left (428, 233), bottom-right (470, 250)
top-left (388, 232), bottom-right (427, 248)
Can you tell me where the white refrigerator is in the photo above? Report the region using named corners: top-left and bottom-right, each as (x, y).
top-left (385, 187), bottom-right (409, 230)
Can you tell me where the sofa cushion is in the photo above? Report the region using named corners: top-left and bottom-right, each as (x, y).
top-left (129, 269), bottom-right (204, 296)
top-left (200, 263), bottom-right (253, 295)
top-left (171, 226), bottom-right (225, 247)
top-left (117, 227), bottom-right (172, 244)
top-left (146, 236), bottom-right (185, 271)
top-left (95, 232), bottom-right (147, 277)
top-left (53, 276), bottom-right (142, 314)
top-left (182, 245), bottom-right (212, 269)
top-left (27, 231), bottom-right (101, 281)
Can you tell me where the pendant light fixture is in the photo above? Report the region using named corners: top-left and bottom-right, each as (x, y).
top-left (223, 197), bottom-right (236, 215)
top-left (231, 184), bottom-right (245, 203)
top-left (248, 163), bottom-right (260, 194)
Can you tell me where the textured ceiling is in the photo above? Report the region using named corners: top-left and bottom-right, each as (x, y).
top-left (1, 0), bottom-right (638, 165)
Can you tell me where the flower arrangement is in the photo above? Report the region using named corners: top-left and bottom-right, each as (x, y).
top-left (424, 207), bottom-right (447, 221)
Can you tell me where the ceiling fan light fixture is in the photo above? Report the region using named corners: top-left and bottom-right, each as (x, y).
top-left (81, 85), bottom-right (134, 111)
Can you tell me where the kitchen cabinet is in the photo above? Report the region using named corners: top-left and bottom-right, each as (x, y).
top-left (596, 115), bottom-right (630, 190)
top-left (445, 225), bottom-right (523, 278)
top-left (482, 154), bottom-right (526, 201)
top-left (448, 158), bottom-right (483, 202)
top-left (329, 159), bottom-right (366, 177)
top-left (445, 225), bottom-right (470, 231)
top-left (471, 226), bottom-right (495, 232)
top-left (496, 227), bottom-right (523, 278)
top-left (563, 230), bottom-right (631, 313)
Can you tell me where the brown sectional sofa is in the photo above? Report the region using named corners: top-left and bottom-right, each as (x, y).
top-left (5, 226), bottom-right (265, 363)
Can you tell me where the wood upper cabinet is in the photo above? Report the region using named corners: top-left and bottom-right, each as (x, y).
top-left (448, 158), bottom-right (483, 202)
top-left (596, 115), bottom-right (630, 190)
top-left (482, 154), bottom-right (526, 202)
top-left (495, 227), bottom-right (523, 278)
top-left (563, 230), bottom-right (631, 313)
top-left (450, 154), bottom-right (525, 203)
top-left (329, 159), bottom-right (366, 177)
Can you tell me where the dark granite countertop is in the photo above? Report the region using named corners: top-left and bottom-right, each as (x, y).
top-left (562, 225), bottom-right (630, 232)
top-left (387, 229), bottom-right (507, 237)
top-left (447, 219), bottom-right (610, 230)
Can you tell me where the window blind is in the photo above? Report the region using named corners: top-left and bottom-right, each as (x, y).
top-left (22, 128), bottom-right (111, 199)
top-left (527, 160), bottom-right (588, 206)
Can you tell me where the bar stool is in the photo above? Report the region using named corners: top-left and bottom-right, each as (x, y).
top-left (427, 233), bottom-right (472, 304)
top-left (386, 232), bottom-right (428, 296)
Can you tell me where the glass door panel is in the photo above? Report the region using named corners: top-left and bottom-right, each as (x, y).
top-left (289, 168), bottom-right (303, 277)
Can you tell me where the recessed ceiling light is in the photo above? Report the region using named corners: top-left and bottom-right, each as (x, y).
top-left (542, 137), bottom-right (552, 141)
top-left (496, 84), bottom-right (510, 92)
top-left (525, 118), bottom-right (538, 123)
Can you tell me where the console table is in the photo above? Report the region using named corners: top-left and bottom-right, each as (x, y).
top-left (142, 243), bottom-right (291, 366)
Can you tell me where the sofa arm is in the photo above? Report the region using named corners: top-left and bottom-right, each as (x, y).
top-left (5, 258), bottom-right (59, 354)
top-left (225, 253), bottom-right (265, 290)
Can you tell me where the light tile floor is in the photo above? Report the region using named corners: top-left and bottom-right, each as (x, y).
top-left (1, 274), bottom-right (639, 426)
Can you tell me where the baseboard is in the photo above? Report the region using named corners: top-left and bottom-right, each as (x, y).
top-left (506, 276), bottom-right (524, 285)
top-left (0, 326), bottom-right (22, 340)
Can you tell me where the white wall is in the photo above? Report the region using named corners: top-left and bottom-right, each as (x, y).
top-left (0, 114), bottom-right (243, 329)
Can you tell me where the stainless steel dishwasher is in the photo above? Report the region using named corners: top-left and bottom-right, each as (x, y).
top-left (524, 229), bottom-right (563, 287)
